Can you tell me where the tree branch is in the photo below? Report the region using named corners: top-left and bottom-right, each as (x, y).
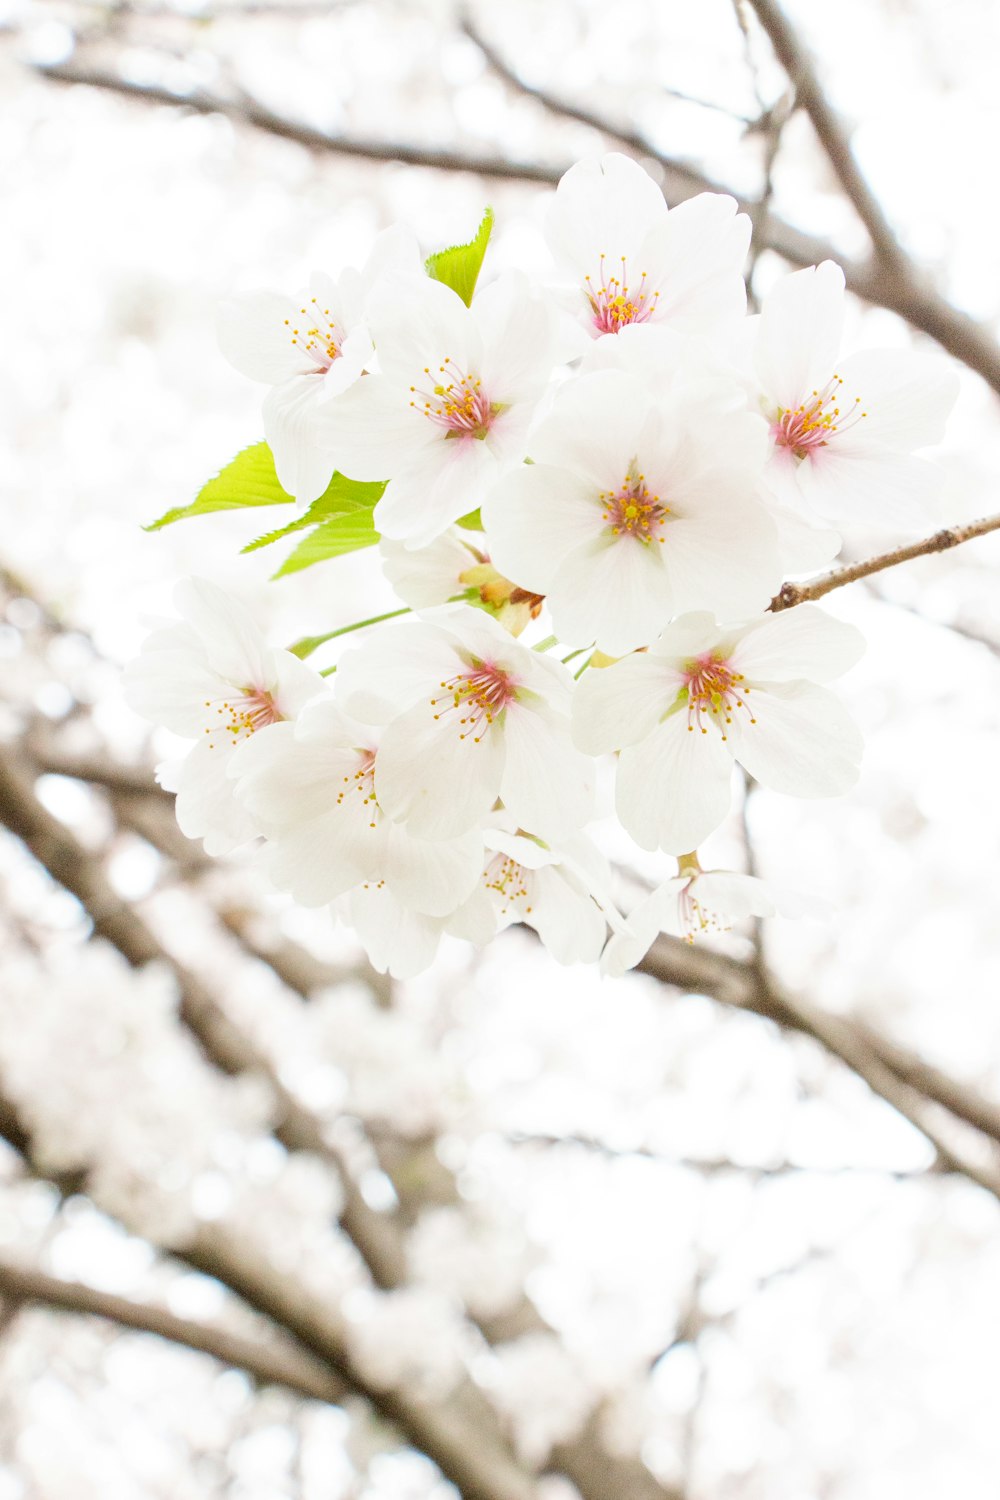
top-left (741, 0), bottom-right (907, 270)
top-left (0, 1259), bottom-right (349, 1405)
top-left (770, 512), bottom-right (1000, 611)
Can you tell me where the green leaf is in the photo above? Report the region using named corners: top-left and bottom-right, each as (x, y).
top-left (145, 442), bottom-right (293, 530)
top-left (272, 510), bottom-right (379, 579)
top-left (242, 473), bottom-right (386, 553)
top-left (424, 208), bottom-right (494, 307)
top-left (456, 507), bottom-right (483, 531)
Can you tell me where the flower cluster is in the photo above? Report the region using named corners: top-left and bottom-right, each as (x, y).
top-left (127, 154), bottom-right (957, 976)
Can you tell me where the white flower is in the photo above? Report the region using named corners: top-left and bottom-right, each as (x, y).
top-left (545, 152), bottom-right (750, 343)
top-left (463, 825), bottom-right (617, 966)
top-left (124, 578), bottom-right (321, 854)
top-left (753, 261), bottom-right (959, 529)
top-left (337, 878), bottom-right (493, 980)
top-left (229, 696), bottom-right (484, 917)
top-left (483, 368), bottom-right (781, 655)
top-left (322, 272), bottom-right (560, 546)
top-left (217, 226), bottom-right (420, 503)
top-left (381, 529), bottom-right (544, 635)
top-left (602, 861), bottom-right (816, 974)
top-left (335, 606), bottom-right (595, 843)
top-left (573, 606), bottom-right (865, 853)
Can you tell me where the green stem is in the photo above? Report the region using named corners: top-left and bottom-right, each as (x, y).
top-left (573, 652), bottom-right (596, 680)
top-left (289, 607), bottom-right (412, 660)
top-left (561, 646), bottom-right (589, 665)
top-left (531, 634), bottom-right (559, 653)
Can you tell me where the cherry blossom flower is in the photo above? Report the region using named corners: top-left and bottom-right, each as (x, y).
top-left (124, 578), bottom-right (322, 854)
top-left (753, 261), bottom-right (959, 529)
top-left (228, 696), bottom-right (484, 917)
top-left (545, 153), bottom-right (751, 343)
top-left (337, 878), bottom-right (493, 980)
top-left (601, 857), bottom-right (818, 974)
top-left (381, 530), bottom-right (543, 634)
top-left (573, 607), bottom-right (864, 853)
top-left (460, 825), bottom-right (617, 966)
top-left (322, 272), bottom-right (560, 546)
top-left (335, 606), bottom-right (594, 842)
top-left (482, 368), bottom-right (781, 654)
top-left (217, 227), bottom-right (420, 503)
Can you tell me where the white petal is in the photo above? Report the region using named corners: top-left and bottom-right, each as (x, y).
top-left (549, 535), bottom-right (675, 655)
top-left (335, 625), bottom-right (453, 724)
top-left (375, 698), bottom-right (506, 839)
top-left (660, 501), bottom-right (780, 622)
top-left (374, 437), bottom-right (498, 546)
top-left (383, 822), bottom-right (484, 917)
top-left (348, 884), bottom-right (444, 979)
top-left (175, 578), bottom-right (273, 690)
top-left (529, 866), bottom-right (608, 965)
top-left (732, 605), bottom-right (865, 684)
top-left (320, 375), bottom-right (435, 481)
top-left (730, 682), bottom-right (863, 796)
top-left (755, 262), bottom-right (845, 412)
top-left (482, 464), bottom-right (604, 597)
top-left (175, 737), bottom-right (258, 855)
top-left (572, 653), bottom-right (678, 754)
top-left (616, 710), bottom-right (734, 853)
top-left (546, 153), bottom-right (667, 281)
top-left (217, 292), bottom-right (307, 384)
top-left (795, 444), bottom-right (945, 529)
top-left (834, 347), bottom-right (959, 450)
top-left (641, 194), bottom-right (750, 335)
top-left (498, 704), bottom-right (594, 843)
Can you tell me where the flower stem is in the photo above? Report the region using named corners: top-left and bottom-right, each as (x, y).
top-left (531, 634), bottom-right (559, 653)
top-left (288, 607), bottom-right (412, 659)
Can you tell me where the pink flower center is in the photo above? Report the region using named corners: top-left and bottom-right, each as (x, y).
top-left (677, 879), bottom-right (729, 943)
top-left (203, 686), bottom-right (283, 749)
top-left (484, 853), bottom-right (534, 915)
top-left (430, 660), bottom-right (518, 744)
top-left (682, 653), bottom-right (755, 741)
top-left (336, 748), bottom-right (379, 831)
top-left (284, 297), bottom-right (342, 371)
top-left (585, 254), bottom-right (660, 335)
top-left (773, 374), bottom-right (867, 459)
top-left (410, 361), bottom-right (499, 440)
top-left (601, 465), bottom-right (670, 542)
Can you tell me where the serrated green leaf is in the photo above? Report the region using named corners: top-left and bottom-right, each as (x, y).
top-left (425, 208), bottom-right (494, 307)
top-left (272, 511), bottom-right (379, 579)
top-left (242, 473), bottom-right (386, 553)
top-left (145, 442), bottom-right (293, 530)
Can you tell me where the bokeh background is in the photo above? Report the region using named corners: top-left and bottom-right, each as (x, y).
top-left (3, 0), bottom-right (1000, 1495)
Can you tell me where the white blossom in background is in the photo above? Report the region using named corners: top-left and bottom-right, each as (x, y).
top-left (346, 1287), bottom-right (470, 1400)
top-left (480, 1333), bottom-right (599, 1464)
top-left (546, 152), bottom-right (750, 343)
top-left (218, 225), bottom-right (422, 503)
top-left (325, 271), bottom-right (561, 545)
top-left (124, 578), bottom-right (322, 855)
top-left (752, 261), bottom-right (959, 530)
top-left (574, 606), bottom-right (865, 853)
top-left (407, 1207), bottom-right (532, 1320)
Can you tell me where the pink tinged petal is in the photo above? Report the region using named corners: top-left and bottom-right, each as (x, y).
top-left (530, 371), bottom-right (649, 487)
top-left (729, 681), bottom-right (863, 797)
top-left (659, 502), bottom-right (781, 623)
top-left (175, 738), bottom-right (259, 856)
top-left (549, 534), bottom-right (675, 655)
top-left (482, 464), bottom-right (606, 597)
top-left (319, 374), bottom-right (436, 482)
top-left (375, 699), bottom-right (506, 840)
top-left (572, 653), bottom-right (679, 755)
top-left (833, 348), bottom-right (959, 450)
top-left (732, 605), bottom-right (865, 684)
top-left (529, 866), bottom-right (608, 965)
top-left (217, 292), bottom-right (309, 384)
top-left (271, 650), bottom-right (326, 720)
top-left (616, 710), bottom-right (735, 854)
top-left (795, 444), bottom-right (945, 529)
top-left (374, 436), bottom-right (498, 546)
top-left (383, 823), bottom-right (484, 917)
top-left (498, 703), bottom-right (594, 843)
top-left (546, 153), bottom-right (668, 281)
top-left (175, 578), bottom-right (274, 690)
top-left (316, 325), bottom-right (372, 400)
top-left (755, 261), bottom-right (846, 412)
top-left (348, 884), bottom-right (445, 980)
top-left (640, 194), bottom-right (750, 334)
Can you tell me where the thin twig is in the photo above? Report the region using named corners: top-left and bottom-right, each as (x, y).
top-left (770, 512), bottom-right (1000, 611)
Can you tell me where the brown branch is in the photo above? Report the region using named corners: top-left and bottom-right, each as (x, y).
top-left (741, 0), bottom-right (907, 270)
top-left (33, 57), bottom-right (1000, 395)
top-left (770, 512), bottom-right (1000, 611)
top-left (0, 1259), bottom-right (348, 1405)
